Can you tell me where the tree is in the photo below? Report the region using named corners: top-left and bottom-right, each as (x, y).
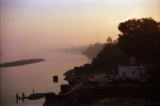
top-left (118, 17), bottom-right (160, 64)
top-left (82, 43), bottom-right (104, 59)
top-left (91, 44), bottom-right (130, 73)
top-left (64, 64), bottom-right (92, 82)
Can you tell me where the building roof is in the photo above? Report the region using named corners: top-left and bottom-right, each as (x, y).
top-left (107, 36), bottom-right (112, 43)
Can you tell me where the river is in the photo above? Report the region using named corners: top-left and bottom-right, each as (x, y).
top-left (0, 49), bottom-right (90, 106)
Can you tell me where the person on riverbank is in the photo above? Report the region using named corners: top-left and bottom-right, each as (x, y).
top-left (32, 89), bottom-right (34, 94)
top-left (21, 92), bottom-right (25, 102)
top-left (16, 93), bottom-right (19, 104)
top-left (22, 92), bottom-right (25, 97)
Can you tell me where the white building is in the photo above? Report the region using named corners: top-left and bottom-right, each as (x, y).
top-left (107, 37), bottom-right (112, 43)
top-left (118, 65), bottom-right (147, 81)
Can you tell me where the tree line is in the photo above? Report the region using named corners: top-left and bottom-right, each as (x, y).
top-left (64, 17), bottom-right (160, 83)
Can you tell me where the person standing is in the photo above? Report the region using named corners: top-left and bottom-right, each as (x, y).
top-left (22, 92), bottom-right (25, 98)
top-left (16, 93), bottom-right (19, 104)
top-left (32, 89), bottom-right (34, 94)
top-left (22, 92), bottom-right (25, 102)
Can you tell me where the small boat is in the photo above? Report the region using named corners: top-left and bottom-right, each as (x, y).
top-left (26, 93), bottom-right (45, 100)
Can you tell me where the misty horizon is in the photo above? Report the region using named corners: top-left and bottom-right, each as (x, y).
top-left (1, 0), bottom-right (160, 106)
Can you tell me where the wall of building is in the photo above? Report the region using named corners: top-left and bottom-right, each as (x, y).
top-left (118, 66), bottom-right (140, 79)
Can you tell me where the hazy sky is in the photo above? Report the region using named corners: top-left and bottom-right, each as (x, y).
top-left (1, 0), bottom-right (160, 51)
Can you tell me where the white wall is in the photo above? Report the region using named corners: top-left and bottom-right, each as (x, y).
top-left (118, 66), bottom-right (139, 79)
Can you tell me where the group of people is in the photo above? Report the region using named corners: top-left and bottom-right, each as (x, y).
top-left (16, 89), bottom-right (35, 104)
top-left (16, 92), bottom-right (25, 103)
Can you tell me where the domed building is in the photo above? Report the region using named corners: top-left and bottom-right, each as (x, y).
top-left (107, 36), bottom-right (112, 43)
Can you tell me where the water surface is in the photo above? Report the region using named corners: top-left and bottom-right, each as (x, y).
top-left (0, 49), bottom-right (89, 106)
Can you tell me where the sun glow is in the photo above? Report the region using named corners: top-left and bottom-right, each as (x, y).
top-left (1, 0), bottom-right (160, 49)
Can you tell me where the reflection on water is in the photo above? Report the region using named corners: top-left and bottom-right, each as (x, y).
top-left (0, 50), bottom-right (90, 106)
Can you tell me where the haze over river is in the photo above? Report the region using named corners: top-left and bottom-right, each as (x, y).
top-left (1, 1), bottom-right (159, 106)
top-left (0, 48), bottom-right (90, 106)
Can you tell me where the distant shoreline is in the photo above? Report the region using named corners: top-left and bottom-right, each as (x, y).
top-left (0, 58), bottom-right (45, 68)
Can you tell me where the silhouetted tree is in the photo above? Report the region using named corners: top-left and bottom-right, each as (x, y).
top-left (64, 64), bottom-right (92, 82)
top-left (118, 17), bottom-right (160, 64)
top-left (82, 43), bottom-right (104, 59)
top-left (91, 44), bottom-right (130, 73)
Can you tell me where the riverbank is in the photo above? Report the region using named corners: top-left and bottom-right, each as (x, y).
top-left (43, 82), bottom-right (160, 106)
